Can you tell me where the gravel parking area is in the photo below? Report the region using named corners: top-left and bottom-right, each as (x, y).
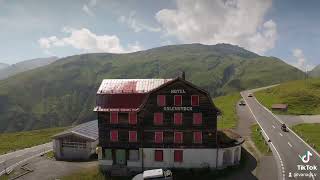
top-left (12, 156), bottom-right (98, 180)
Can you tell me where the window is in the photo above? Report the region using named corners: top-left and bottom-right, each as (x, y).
top-left (191, 95), bottom-right (199, 106)
top-left (155, 150), bottom-right (163, 161)
top-left (154, 131), bottom-right (163, 143)
top-left (129, 112), bottom-right (137, 125)
top-left (110, 130), bottom-right (118, 142)
top-left (110, 112), bottom-right (118, 124)
top-left (174, 132), bottom-right (183, 144)
top-left (129, 150), bottom-right (139, 161)
top-left (174, 95), bottom-right (182, 106)
top-left (129, 131), bottom-right (137, 142)
top-left (174, 113), bottom-right (182, 125)
top-left (193, 113), bottom-right (202, 125)
top-left (154, 112), bottom-right (163, 125)
top-left (174, 150), bottom-right (183, 162)
top-left (157, 95), bottom-right (166, 106)
top-left (193, 131), bottom-right (202, 144)
top-left (104, 149), bottom-right (112, 160)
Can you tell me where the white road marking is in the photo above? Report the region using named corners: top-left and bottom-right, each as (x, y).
top-left (241, 93), bottom-right (285, 180)
top-left (15, 154), bottom-right (23, 158)
top-left (288, 142), bottom-right (293, 148)
top-left (279, 133), bottom-right (283, 137)
top-left (272, 125), bottom-right (275, 129)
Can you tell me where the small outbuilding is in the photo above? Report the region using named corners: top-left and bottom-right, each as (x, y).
top-left (271, 104), bottom-right (288, 112)
top-left (52, 120), bottom-right (98, 161)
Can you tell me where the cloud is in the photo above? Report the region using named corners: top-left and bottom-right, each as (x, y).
top-left (38, 27), bottom-right (143, 53)
top-left (155, 0), bottom-right (277, 54)
top-left (291, 48), bottom-right (314, 71)
top-left (82, 0), bottom-right (98, 16)
top-left (118, 11), bottom-right (161, 33)
top-left (82, 5), bottom-right (94, 17)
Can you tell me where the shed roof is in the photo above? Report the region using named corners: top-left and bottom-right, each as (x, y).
top-left (271, 104), bottom-right (288, 109)
top-left (97, 79), bottom-right (172, 94)
top-left (53, 120), bottom-right (98, 141)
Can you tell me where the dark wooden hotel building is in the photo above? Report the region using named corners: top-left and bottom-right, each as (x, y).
top-left (94, 76), bottom-right (242, 174)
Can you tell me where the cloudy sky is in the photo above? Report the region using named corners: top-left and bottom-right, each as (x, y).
top-left (0, 0), bottom-right (319, 70)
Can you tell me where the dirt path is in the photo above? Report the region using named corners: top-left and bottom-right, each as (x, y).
top-left (277, 114), bottom-right (320, 127)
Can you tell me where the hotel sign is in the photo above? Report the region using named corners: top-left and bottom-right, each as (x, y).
top-left (163, 89), bottom-right (192, 111)
top-left (163, 106), bottom-right (193, 111)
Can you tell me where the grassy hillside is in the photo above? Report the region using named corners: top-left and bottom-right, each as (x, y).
top-left (255, 78), bottom-right (320, 115)
top-left (292, 123), bottom-right (320, 152)
top-left (0, 127), bottom-right (66, 155)
top-left (214, 93), bottom-right (241, 129)
top-left (309, 65), bottom-right (320, 77)
top-left (0, 44), bottom-right (305, 132)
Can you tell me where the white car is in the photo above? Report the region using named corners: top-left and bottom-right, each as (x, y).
top-left (132, 169), bottom-right (173, 180)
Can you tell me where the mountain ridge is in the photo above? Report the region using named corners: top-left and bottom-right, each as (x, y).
top-left (0, 56), bottom-right (58, 80)
top-left (0, 43), bottom-right (305, 132)
top-left (309, 65), bottom-right (320, 77)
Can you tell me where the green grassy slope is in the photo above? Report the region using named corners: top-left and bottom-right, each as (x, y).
top-left (309, 65), bottom-right (320, 77)
top-left (250, 124), bottom-right (271, 155)
top-left (214, 93), bottom-right (241, 129)
top-left (292, 123), bottom-right (320, 152)
top-left (0, 44), bottom-right (305, 132)
top-left (255, 78), bottom-right (320, 115)
top-left (0, 127), bottom-right (67, 155)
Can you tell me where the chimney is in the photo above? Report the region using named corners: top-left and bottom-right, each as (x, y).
top-left (181, 71), bottom-right (185, 80)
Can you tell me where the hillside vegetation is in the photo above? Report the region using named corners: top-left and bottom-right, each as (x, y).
top-left (309, 65), bottom-right (320, 77)
top-left (0, 44), bottom-right (305, 132)
top-left (292, 123), bottom-right (320, 152)
top-left (255, 78), bottom-right (320, 115)
top-left (214, 93), bottom-right (241, 129)
top-left (0, 127), bottom-right (67, 155)
top-left (0, 56), bottom-right (58, 80)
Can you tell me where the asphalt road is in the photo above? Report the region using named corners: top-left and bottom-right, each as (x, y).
top-left (0, 142), bottom-right (52, 176)
top-left (241, 91), bottom-right (320, 180)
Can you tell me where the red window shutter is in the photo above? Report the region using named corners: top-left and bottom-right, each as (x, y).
top-left (110, 112), bottom-right (118, 124)
top-left (154, 113), bottom-right (163, 125)
top-left (193, 131), bottom-right (202, 144)
top-left (154, 131), bottom-right (163, 143)
top-left (174, 132), bottom-right (183, 144)
top-left (129, 131), bottom-right (137, 142)
top-left (129, 112), bottom-right (137, 125)
top-left (157, 95), bottom-right (166, 106)
top-left (174, 113), bottom-right (182, 125)
top-left (110, 130), bottom-right (118, 142)
top-left (193, 113), bottom-right (202, 125)
top-left (174, 150), bottom-right (183, 162)
top-left (174, 95), bottom-right (182, 106)
top-left (191, 95), bottom-right (199, 106)
top-left (155, 150), bottom-right (163, 161)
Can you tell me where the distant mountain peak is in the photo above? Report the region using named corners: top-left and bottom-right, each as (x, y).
top-left (0, 56), bottom-right (59, 80)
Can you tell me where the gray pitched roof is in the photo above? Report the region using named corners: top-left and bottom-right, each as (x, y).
top-left (53, 120), bottom-right (98, 141)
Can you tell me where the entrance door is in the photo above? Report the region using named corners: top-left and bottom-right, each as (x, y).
top-left (115, 149), bottom-right (126, 165)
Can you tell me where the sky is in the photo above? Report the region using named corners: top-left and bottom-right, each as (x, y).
top-left (0, 0), bottom-right (319, 71)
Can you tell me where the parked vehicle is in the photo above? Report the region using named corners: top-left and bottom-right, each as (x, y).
top-left (239, 100), bottom-right (246, 106)
top-left (132, 169), bottom-right (173, 180)
top-left (281, 124), bottom-right (288, 132)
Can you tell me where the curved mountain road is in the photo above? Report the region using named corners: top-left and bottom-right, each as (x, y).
top-left (241, 91), bottom-right (320, 180)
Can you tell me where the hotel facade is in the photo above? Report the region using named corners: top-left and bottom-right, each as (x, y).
top-left (94, 76), bottom-right (243, 175)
